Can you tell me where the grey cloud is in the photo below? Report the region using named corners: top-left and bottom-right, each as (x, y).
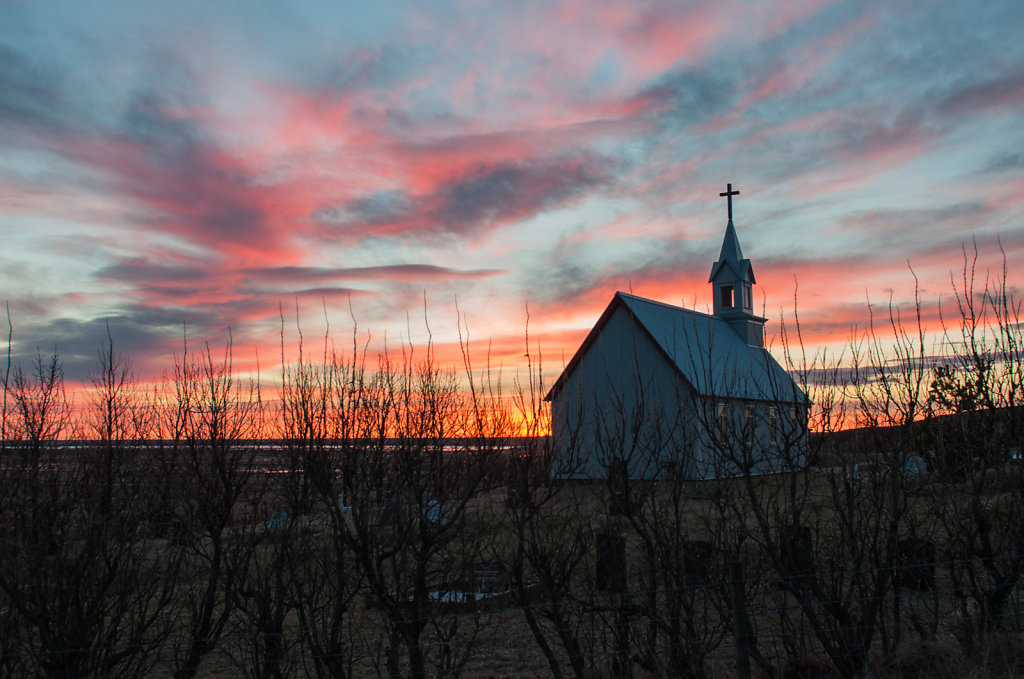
top-left (241, 264), bottom-right (503, 284)
top-left (317, 190), bottom-right (412, 228)
top-left (432, 159), bottom-right (606, 233)
top-left (521, 233), bottom-right (707, 311)
top-left (837, 202), bottom-right (991, 242)
top-left (9, 310), bottom-right (188, 382)
top-left (631, 64), bottom-right (736, 128)
top-left (110, 84), bottom-right (281, 253)
top-left (319, 154), bottom-right (611, 240)
top-left (319, 45), bottom-right (420, 97)
top-left (982, 151), bottom-right (1024, 174)
top-left (0, 43), bottom-right (68, 132)
top-left (96, 259), bottom-right (210, 284)
top-left (939, 70), bottom-right (1024, 116)
top-left (291, 287), bottom-right (367, 299)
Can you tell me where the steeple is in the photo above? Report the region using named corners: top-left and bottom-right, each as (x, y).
top-left (718, 218), bottom-right (744, 262)
top-left (708, 184), bottom-right (766, 347)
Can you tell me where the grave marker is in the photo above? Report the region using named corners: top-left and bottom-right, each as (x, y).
top-left (894, 537), bottom-right (935, 592)
top-left (596, 532), bottom-right (627, 594)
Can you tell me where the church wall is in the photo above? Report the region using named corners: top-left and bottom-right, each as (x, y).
top-left (550, 304), bottom-right (706, 480)
top-left (688, 397), bottom-right (808, 478)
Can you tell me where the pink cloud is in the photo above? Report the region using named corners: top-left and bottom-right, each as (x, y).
top-left (47, 127), bottom-right (310, 267)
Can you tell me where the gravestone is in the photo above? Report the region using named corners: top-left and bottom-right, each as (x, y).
top-left (424, 500), bottom-right (446, 525)
top-left (904, 456), bottom-right (927, 478)
top-left (267, 511), bottom-right (288, 530)
top-left (694, 486), bottom-right (722, 501)
top-left (778, 524), bottom-right (814, 580)
top-left (843, 463), bottom-right (868, 489)
top-left (474, 560), bottom-right (508, 594)
top-left (684, 540), bottom-right (714, 585)
top-left (149, 509), bottom-right (176, 539)
top-left (596, 532), bottom-right (627, 594)
top-left (506, 484), bottom-right (521, 510)
top-left (894, 537), bottom-right (935, 592)
top-left (379, 499), bottom-right (400, 530)
top-left (167, 519), bottom-right (188, 548)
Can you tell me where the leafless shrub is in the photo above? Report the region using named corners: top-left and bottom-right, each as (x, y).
top-left (161, 336), bottom-right (265, 679)
top-left (0, 340), bottom-right (177, 678)
top-left (925, 243), bottom-right (1024, 653)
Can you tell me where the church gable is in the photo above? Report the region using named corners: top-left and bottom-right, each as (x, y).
top-left (547, 299), bottom-right (695, 479)
top-left (544, 293), bottom-right (697, 403)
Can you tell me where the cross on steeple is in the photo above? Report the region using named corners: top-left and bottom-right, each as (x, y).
top-left (719, 183), bottom-right (740, 221)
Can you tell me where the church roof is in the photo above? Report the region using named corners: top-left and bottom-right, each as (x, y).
top-left (708, 219), bottom-right (756, 283)
top-left (719, 218), bottom-right (743, 261)
top-left (544, 292), bottom-right (806, 404)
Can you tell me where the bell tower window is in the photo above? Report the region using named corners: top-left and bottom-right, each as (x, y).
top-left (721, 285), bottom-right (734, 308)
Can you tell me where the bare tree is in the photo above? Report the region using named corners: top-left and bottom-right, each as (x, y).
top-left (927, 244), bottom-right (1024, 651)
top-left (225, 476), bottom-right (303, 679)
top-left (0, 341), bottom-right (177, 678)
top-left (269, 313), bottom-right (367, 679)
top-left (1, 302), bottom-right (12, 458)
top-left (162, 336), bottom-right (265, 679)
top-left (501, 321), bottom-right (602, 679)
top-left (686, 284), bottom-right (931, 679)
top-left (327, 315), bottom-right (501, 679)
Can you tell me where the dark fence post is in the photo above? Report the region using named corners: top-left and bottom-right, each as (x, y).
top-left (730, 561), bottom-right (751, 679)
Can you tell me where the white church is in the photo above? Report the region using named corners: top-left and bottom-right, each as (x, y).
top-left (544, 185), bottom-right (809, 480)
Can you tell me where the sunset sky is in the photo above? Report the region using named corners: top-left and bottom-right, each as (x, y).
top-left (2, 0), bottom-right (1023, 387)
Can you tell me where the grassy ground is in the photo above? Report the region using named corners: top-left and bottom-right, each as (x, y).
top-left (9, 462), bottom-right (1024, 678)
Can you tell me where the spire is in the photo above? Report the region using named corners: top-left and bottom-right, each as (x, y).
top-left (718, 218), bottom-right (744, 264)
top-left (708, 182), bottom-right (765, 346)
top-left (708, 218), bottom-right (754, 285)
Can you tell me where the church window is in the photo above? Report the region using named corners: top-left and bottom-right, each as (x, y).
top-left (743, 283), bottom-right (752, 309)
top-left (717, 401), bottom-right (729, 445)
top-left (721, 285), bottom-right (734, 308)
top-left (769, 406), bottom-right (778, 447)
top-left (744, 404), bottom-right (755, 449)
top-left (790, 405), bottom-right (804, 432)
